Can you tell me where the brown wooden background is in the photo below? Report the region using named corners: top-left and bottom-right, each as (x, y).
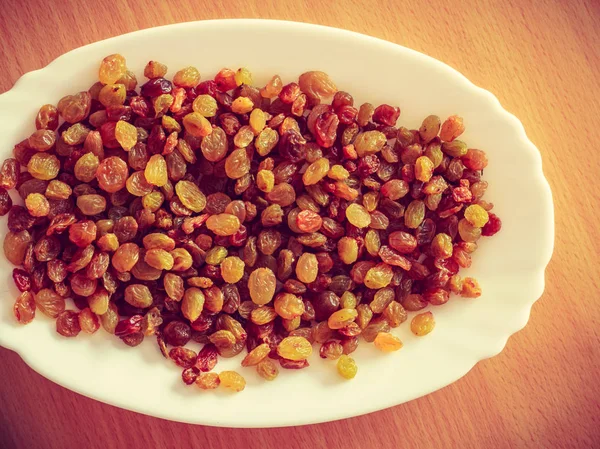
top-left (1, 0), bottom-right (599, 448)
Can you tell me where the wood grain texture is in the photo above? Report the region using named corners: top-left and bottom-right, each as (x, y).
top-left (1, 0), bottom-right (599, 448)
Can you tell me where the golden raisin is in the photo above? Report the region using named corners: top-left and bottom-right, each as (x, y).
top-left (234, 67), bottom-right (253, 86)
top-left (153, 94), bottom-right (174, 117)
top-left (220, 256), bottom-right (245, 283)
top-left (143, 233), bottom-right (175, 251)
top-left (117, 70), bottom-right (137, 90)
top-left (411, 311), bottom-right (435, 336)
top-left (35, 288), bottom-right (65, 318)
top-left (337, 354), bottom-right (358, 379)
top-left (225, 148), bottom-right (251, 179)
top-left (256, 359), bottom-right (279, 380)
top-left (124, 284), bottom-right (153, 308)
top-left (25, 193), bottom-right (49, 217)
top-left (458, 218), bottom-right (482, 242)
top-left (328, 308), bottom-right (358, 330)
top-left (74, 153), bottom-right (99, 182)
top-left (440, 115), bottom-right (465, 141)
top-left (256, 170), bottom-right (275, 193)
top-left (164, 273), bottom-right (184, 301)
top-left (144, 61), bottom-right (168, 79)
top-left (86, 289), bottom-right (108, 317)
top-left (173, 66), bottom-right (200, 88)
top-left (345, 203), bottom-right (371, 228)
top-left (183, 112), bottom-right (212, 137)
top-left (364, 263), bottom-right (393, 289)
top-left (99, 84), bottom-right (126, 107)
top-left (328, 164), bottom-right (349, 180)
top-left (96, 156), bottom-right (128, 193)
top-left (241, 343), bottom-right (271, 367)
top-left (260, 75), bottom-right (283, 98)
top-left (340, 291), bottom-right (357, 309)
top-left (431, 233), bottom-right (453, 259)
top-left (303, 158), bottom-right (330, 186)
top-left (142, 191), bottom-right (165, 211)
top-left (206, 214), bottom-right (240, 236)
top-left (182, 287), bottom-right (205, 321)
top-left (255, 128), bottom-right (278, 156)
top-left (274, 293), bottom-right (305, 320)
top-left (337, 237), bottom-right (358, 264)
top-left (14, 291), bottom-right (36, 324)
top-left (461, 277), bottom-right (482, 298)
top-left (248, 267), bottom-right (276, 305)
top-left (373, 332), bottom-right (404, 352)
top-left (28, 129), bottom-right (56, 151)
top-left (115, 120), bottom-right (138, 151)
top-left (414, 156), bottom-right (434, 182)
top-left (296, 253), bottom-right (318, 283)
top-left (144, 248), bottom-right (174, 270)
top-left (77, 194), bottom-right (107, 215)
top-left (218, 371), bottom-right (246, 392)
top-left (112, 243), bottom-right (140, 272)
top-left (354, 131), bottom-right (386, 157)
top-left (464, 204), bottom-right (490, 228)
top-left (145, 154), bottom-right (168, 187)
top-left (99, 54), bottom-right (127, 85)
top-left (249, 108), bottom-right (266, 134)
top-left (28, 153), bottom-right (60, 180)
top-left (170, 248), bottom-right (193, 271)
top-left (192, 95), bottom-right (218, 117)
top-left (419, 115), bottom-right (441, 143)
top-left (277, 336), bottom-right (312, 361)
top-left (175, 180), bottom-right (206, 212)
top-left (231, 97), bottom-right (254, 114)
top-left (196, 372), bottom-right (220, 390)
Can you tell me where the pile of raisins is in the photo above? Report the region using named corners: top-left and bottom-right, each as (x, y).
top-left (4, 54), bottom-right (501, 390)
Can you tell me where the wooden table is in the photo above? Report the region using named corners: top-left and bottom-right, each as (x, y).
top-left (1, 0), bottom-right (599, 448)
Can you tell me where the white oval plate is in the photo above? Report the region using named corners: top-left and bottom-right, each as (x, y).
top-left (0, 19), bottom-right (554, 427)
